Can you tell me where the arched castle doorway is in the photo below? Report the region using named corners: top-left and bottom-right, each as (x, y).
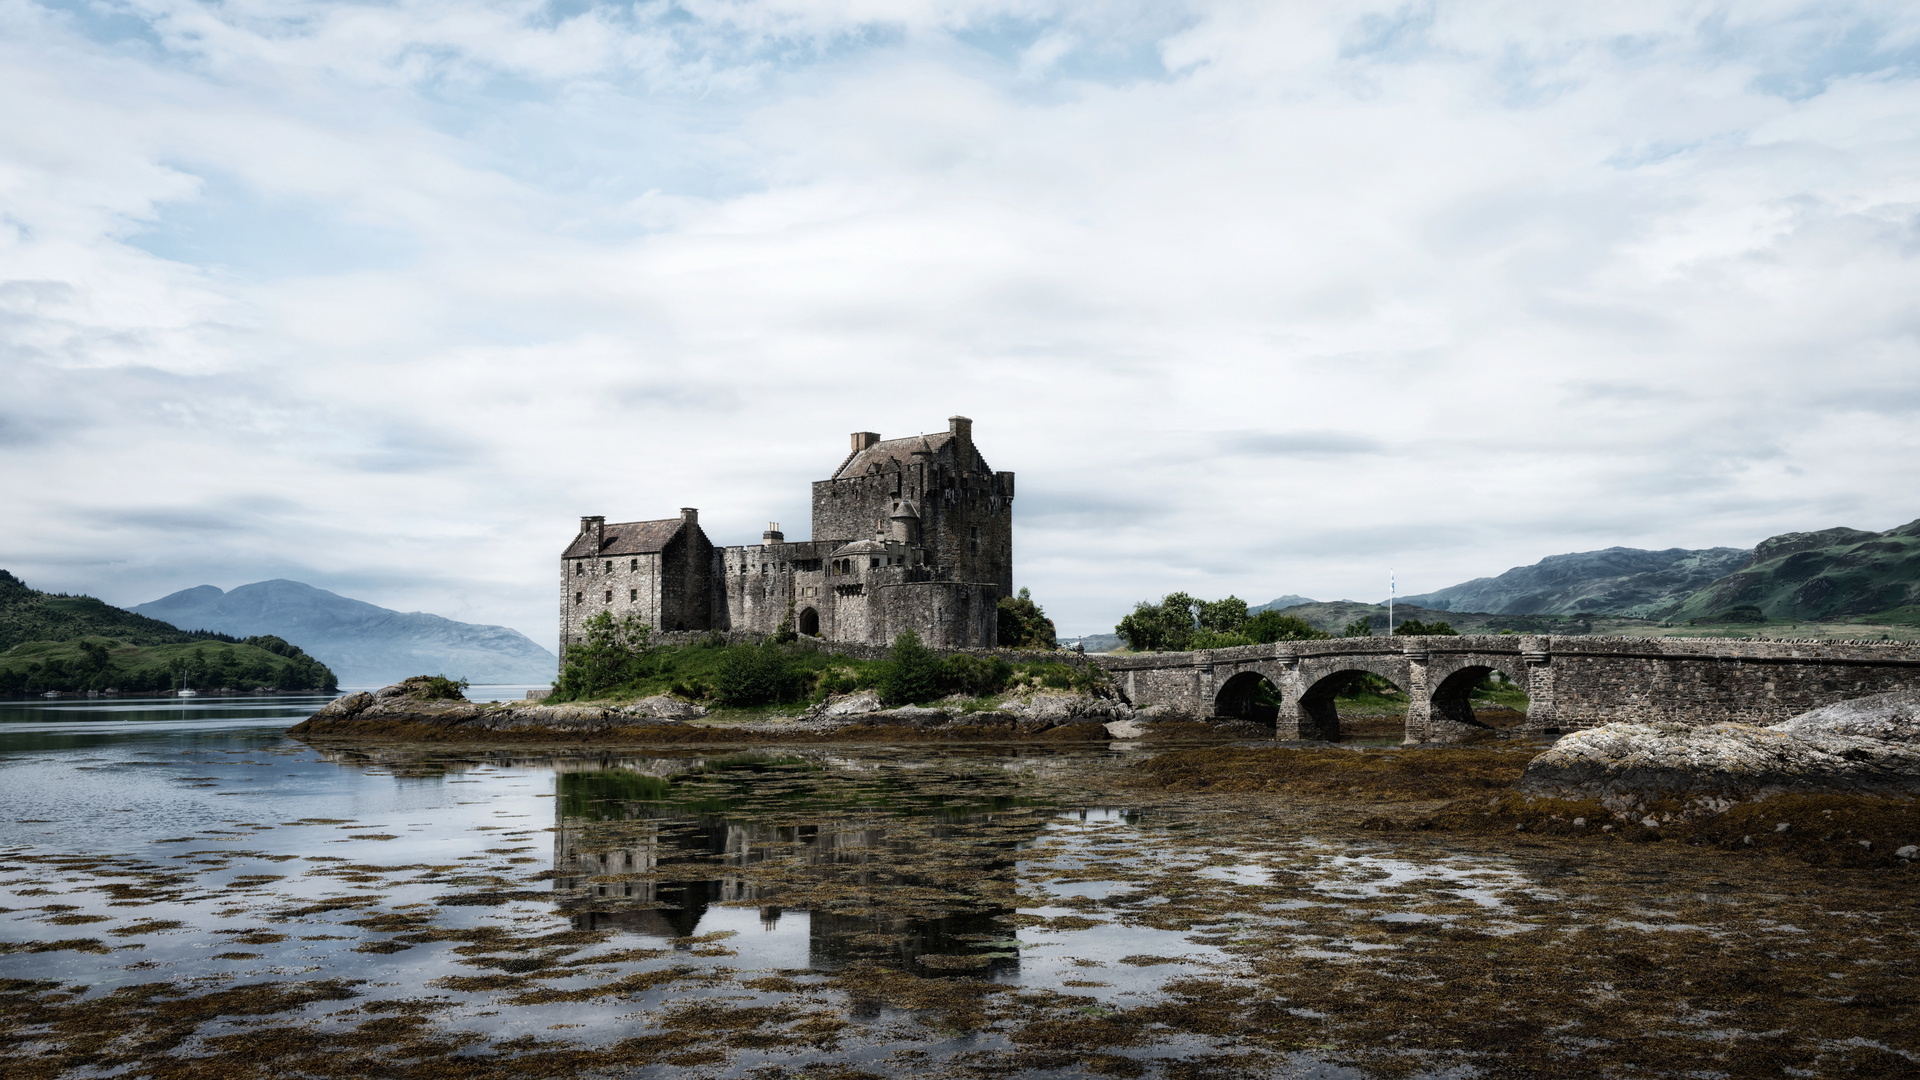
top-left (798, 607), bottom-right (820, 637)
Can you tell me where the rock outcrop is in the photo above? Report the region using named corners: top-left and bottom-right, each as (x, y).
top-left (1518, 691), bottom-right (1920, 810)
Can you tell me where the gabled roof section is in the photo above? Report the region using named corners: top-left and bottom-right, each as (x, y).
top-left (562, 518), bottom-right (685, 559)
top-left (832, 432), bottom-right (961, 480)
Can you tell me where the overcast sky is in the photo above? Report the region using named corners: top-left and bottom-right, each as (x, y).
top-left (4, 0), bottom-right (1919, 647)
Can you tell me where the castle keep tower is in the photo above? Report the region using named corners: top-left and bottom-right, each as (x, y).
top-left (560, 417), bottom-right (1013, 655)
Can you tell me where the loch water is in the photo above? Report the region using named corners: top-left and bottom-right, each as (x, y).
top-left (2, 696), bottom-right (1915, 1079)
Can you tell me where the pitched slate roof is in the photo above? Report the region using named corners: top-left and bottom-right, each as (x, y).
top-left (562, 519), bottom-right (685, 559)
top-left (831, 432), bottom-right (992, 480)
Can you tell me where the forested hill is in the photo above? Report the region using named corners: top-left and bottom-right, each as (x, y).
top-left (0, 570), bottom-right (218, 651)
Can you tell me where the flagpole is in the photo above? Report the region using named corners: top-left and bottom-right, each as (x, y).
top-left (1389, 568), bottom-right (1394, 636)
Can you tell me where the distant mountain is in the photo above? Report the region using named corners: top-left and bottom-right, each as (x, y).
top-left (1667, 519), bottom-right (1920, 623)
top-left (1250, 595), bottom-right (1316, 613)
top-left (0, 569), bottom-right (214, 652)
top-left (1395, 547), bottom-right (1750, 618)
top-left (133, 580), bottom-right (556, 686)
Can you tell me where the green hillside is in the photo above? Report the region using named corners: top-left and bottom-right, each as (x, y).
top-left (0, 636), bottom-right (337, 695)
top-left (0, 569), bottom-right (216, 652)
top-left (1666, 519), bottom-right (1920, 623)
top-left (0, 570), bottom-right (337, 693)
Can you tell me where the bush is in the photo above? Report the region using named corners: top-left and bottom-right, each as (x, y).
top-left (940, 654), bottom-right (1014, 697)
top-left (1393, 619), bottom-right (1458, 636)
top-left (415, 675), bottom-right (469, 700)
top-left (879, 632), bottom-right (944, 705)
top-left (714, 646), bottom-right (801, 707)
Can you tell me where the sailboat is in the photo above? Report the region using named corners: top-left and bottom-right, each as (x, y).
top-left (177, 682), bottom-right (198, 698)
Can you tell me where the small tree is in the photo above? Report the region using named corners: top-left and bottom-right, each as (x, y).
top-left (555, 611), bottom-right (654, 700)
top-left (1342, 617), bottom-right (1374, 638)
top-left (1393, 619), bottom-right (1458, 636)
top-left (879, 631), bottom-right (944, 705)
top-left (997, 587), bottom-right (1058, 649)
top-left (1115, 592), bottom-right (1200, 652)
top-left (1196, 596), bottom-right (1249, 635)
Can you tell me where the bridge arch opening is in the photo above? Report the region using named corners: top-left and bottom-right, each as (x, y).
top-left (1298, 670), bottom-right (1409, 742)
top-left (1214, 671), bottom-right (1281, 728)
top-left (1430, 665), bottom-right (1529, 734)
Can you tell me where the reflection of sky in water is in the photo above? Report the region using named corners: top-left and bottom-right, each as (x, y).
top-left (0, 697), bottom-right (1545, 1074)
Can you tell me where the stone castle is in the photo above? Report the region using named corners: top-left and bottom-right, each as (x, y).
top-left (561, 416), bottom-right (1014, 654)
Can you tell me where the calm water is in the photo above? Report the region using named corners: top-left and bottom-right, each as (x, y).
top-left (3, 696), bottom-right (1914, 1079)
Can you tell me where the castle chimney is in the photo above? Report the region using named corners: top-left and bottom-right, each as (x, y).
top-left (679, 508), bottom-right (698, 526)
top-left (948, 416), bottom-right (972, 443)
top-left (580, 515), bottom-right (605, 549)
top-left (763, 521), bottom-right (784, 544)
top-left (851, 431), bottom-right (881, 452)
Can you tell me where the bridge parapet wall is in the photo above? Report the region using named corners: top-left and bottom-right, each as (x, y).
top-left (1090, 636), bottom-right (1920, 743)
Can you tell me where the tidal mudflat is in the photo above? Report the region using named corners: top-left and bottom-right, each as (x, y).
top-left (3, 697), bottom-right (1915, 1079)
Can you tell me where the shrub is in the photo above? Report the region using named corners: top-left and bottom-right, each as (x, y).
top-left (714, 646), bottom-right (801, 707)
top-left (940, 654), bottom-right (1014, 697)
top-left (414, 676), bottom-right (469, 701)
top-left (1393, 619), bottom-right (1459, 636)
top-left (1343, 618), bottom-right (1375, 638)
top-left (879, 632), bottom-right (944, 705)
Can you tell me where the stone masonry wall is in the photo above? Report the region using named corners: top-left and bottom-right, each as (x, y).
top-left (1094, 635), bottom-right (1920, 743)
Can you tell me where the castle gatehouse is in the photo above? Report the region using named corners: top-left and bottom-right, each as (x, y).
top-left (561, 416), bottom-right (1014, 655)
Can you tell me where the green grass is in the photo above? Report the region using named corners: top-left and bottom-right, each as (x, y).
top-left (555, 639), bottom-right (1100, 713)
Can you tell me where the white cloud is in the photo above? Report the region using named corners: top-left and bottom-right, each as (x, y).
top-left (3, 0), bottom-right (1920, 644)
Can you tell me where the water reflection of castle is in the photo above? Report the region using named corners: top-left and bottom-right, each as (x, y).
top-left (551, 770), bottom-right (1037, 974)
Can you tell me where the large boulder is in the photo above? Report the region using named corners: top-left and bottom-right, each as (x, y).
top-left (1004, 693), bottom-right (1135, 724)
top-left (1519, 693), bottom-right (1920, 811)
top-left (807, 691), bottom-right (885, 718)
top-left (621, 695), bottom-right (707, 721)
top-left (1772, 690), bottom-right (1920, 744)
top-left (1519, 721), bottom-right (1920, 801)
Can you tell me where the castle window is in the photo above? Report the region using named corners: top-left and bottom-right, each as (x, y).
top-left (630, 559), bottom-right (638, 571)
top-left (629, 589), bottom-right (638, 601)
top-left (574, 592), bottom-right (583, 604)
top-left (870, 557), bottom-right (880, 569)
top-left (604, 561), bottom-right (612, 573)
top-left (604, 589), bottom-right (612, 603)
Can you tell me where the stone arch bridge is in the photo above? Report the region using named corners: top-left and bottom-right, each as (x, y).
top-left (1092, 635), bottom-right (1920, 743)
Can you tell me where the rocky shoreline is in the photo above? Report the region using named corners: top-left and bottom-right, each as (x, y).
top-left (285, 678), bottom-right (1257, 744)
